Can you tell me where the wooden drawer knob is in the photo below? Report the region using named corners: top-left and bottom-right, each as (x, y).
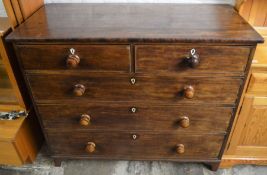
top-left (183, 85), bottom-right (194, 99)
top-left (80, 114), bottom-right (91, 126)
top-left (73, 84), bottom-right (85, 96)
top-left (85, 142), bottom-right (96, 153)
top-left (176, 144), bottom-right (185, 154)
top-left (178, 116), bottom-right (190, 128)
top-left (66, 48), bottom-right (80, 68)
top-left (186, 48), bottom-right (200, 68)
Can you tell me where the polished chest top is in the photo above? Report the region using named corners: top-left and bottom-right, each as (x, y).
top-left (6, 4), bottom-right (263, 170)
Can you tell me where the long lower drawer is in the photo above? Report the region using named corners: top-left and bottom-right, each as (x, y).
top-left (37, 103), bottom-right (233, 133)
top-left (47, 131), bottom-right (224, 160)
top-left (26, 72), bottom-right (242, 105)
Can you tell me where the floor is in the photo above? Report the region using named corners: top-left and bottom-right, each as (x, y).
top-left (1, 146), bottom-right (267, 175)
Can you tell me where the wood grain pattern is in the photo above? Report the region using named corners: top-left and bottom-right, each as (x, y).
top-left (235, 0), bottom-right (247, 10)
top-left (2, 0), bottom-right (19, 28)
top-left (47, 131), bottom-right (224, 160)
top-left (17, 0), bottom-right (44, 20)
top-left (13, 113), bottom-right (43, 163)
top-left (0, 142), bottom-right (22, 166)
top-left (0, 76), bottom-right (20, 110)
top-left (222, 96), bottom-right (267, 166)
top-left (135, 45), bottom-right (251, 75)
top-left (0, 114), bottom-right (43, 166)
top-left (247, 73), bottom-right (267, 94)
top-left (36, 103), bottom-right (233, 133)
top-left (248, 0), bottom-right (267, 27)
top-left (3, 0), bottom-right (44, 28)
top-left (253, 31), bottom-right (267, 68)
top-left (221, 19), bottom-right (267, 167)
top-left (26, 73), bottom-right (242, 105)
top-left (0, 117), bottom-right (25, 141)
top-left (221, 155), bottom-right (267, 168)
top-left (6, 4), bottom-right (263, 44)
top-left (0, 26), bottom-right (26, 111)
top-left (16, 45), bottom-right (131, 72)
top-left (238, 96), bottom-right (267, 146)
top-left (221, 69), bottom-right (253, 156)
top-left (239, 0), bottom-right (267, 27)
top-left (2, 31), bottom-right (34, 111)
top-left (238, 0), bottom-right (252, 21)
top-left (6, 4), bottom-right (263, 171)
top-left (0, 15), bottom-right (43, 166)
top-left (10, 0), bottom-right (24, 25)
top-left (235, 146), bottom-right (267, 157)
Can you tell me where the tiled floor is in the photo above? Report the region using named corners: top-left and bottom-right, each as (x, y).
top-left (1, 146), bottom-right (267, 175)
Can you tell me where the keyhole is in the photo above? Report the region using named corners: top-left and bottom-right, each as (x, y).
top-left (190, 48), bottom-right (196, 55)
top-left (132, 134), bottom-right (137, 140)
top-left (130, 78), bottom-right (136, 85)
top-left (131, 107), bottom-right (137, 113)
top-left (70, 48), bottom-right (75, 54)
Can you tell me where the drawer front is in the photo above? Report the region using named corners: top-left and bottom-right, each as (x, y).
top-left (135, 45), bottom-right (251, 74)
top-left (37, 104), bottom-right (233, 133)
top-left (27, 73), bottom-right (241, 105)
top-left (16, 45), bottom-right (131, 72)
top-left (47, 131), bottom-right (224, 159)
top-left (248, 73), bottom-right (267, 94)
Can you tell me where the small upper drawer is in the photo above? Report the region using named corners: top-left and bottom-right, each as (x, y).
top-left (135, 45), bottom-right (251, 74)
top-left (247, 73), bottom-right (267, 94)
top-left (16, 45), bottom-right (131, 72)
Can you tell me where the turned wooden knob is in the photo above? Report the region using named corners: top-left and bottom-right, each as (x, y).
top-left (176, 144), bottom-right (185, 154)
top-left (80, 114), bottom-right (91, 126)
top-left (186, 48), bottom-right (200, 68)
top-left (183, 85), bottom-right (194, 99)
top-left (73, 84), bottom-right (85, 96)
top-left (178, 116), bottom-right (190, 128)
top-left (85, 142), bottom-right (96, 153)
top-left (66, 48), bottom-right (80, 68)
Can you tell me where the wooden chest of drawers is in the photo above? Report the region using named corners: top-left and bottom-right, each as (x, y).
top-left (6, 4), bottom-right (263, 171)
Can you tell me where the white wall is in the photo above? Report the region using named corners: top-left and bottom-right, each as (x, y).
top-left (0, 1), bottom-right (6, 17)
top-left (0, 0), bottom-right (235, 17)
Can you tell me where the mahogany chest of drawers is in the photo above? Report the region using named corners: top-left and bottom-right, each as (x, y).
top-left (6, 4), bottom-right (263, 171)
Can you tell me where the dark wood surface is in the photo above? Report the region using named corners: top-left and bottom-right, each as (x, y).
top-left (37, 103), bottom-right (233, 133)
top-left (6, 3), bottom-right (264, 171)
top-left (136, 45), bottom-right (251, 75)
top-left (6, 4), bottom-right (263, 44)
top-left (16, 44), bottom-right (131, 72)
top-left (16, 44), bottom-right (253, 75)
top-left (26, 73), bottom-right (241, 105)
top-left (47, 131), bottom-right (224, 160)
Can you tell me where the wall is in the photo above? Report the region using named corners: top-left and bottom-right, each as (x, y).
top-left (0, 1), bottom-right (6, 17)
top-left (0, 0), bottom-right (234, 17)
